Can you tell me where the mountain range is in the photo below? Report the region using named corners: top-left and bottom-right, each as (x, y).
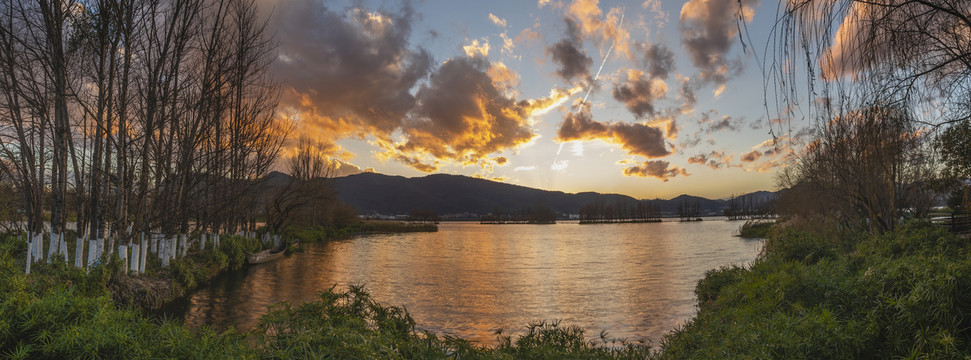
top-left (318, 172), bottom-right (779, 217)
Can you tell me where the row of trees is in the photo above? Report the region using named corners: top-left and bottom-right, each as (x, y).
top-left (579, 199), bottom-right (662, 223)
top-left (676, 198), bottom-right (702, 222)
top-left (724, 194), bottom-right (776, 220)
top-left (481, 205), bottom-right (557, 224)
top-left (768, 0), bottom-right (971, 233)
top-left (0, 0), bottom-right (286, 248)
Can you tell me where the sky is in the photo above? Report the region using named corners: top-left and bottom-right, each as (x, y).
top-left (259, 0), bottom-right (813, 200)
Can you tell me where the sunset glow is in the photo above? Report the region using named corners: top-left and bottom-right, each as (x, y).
top-left (263, 0), bottom-right (803, 199)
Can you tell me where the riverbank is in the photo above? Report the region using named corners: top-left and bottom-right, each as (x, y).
top-left (655, 220), bottom-right (971, 358)
top-left (0, 234), bottom-right (650, 358)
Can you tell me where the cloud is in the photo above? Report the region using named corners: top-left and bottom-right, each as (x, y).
top-left (687, 150), bottom-right (734, 169)
top-left (271, 1), bottom-right (432, 139)
top-left (740, 149), bottom-right (761, 162)
top-left (514, 165), bottom-right (537, 171)
top-left (387, 56), bottom-right (544, 171)
top-left (489, 13), bottom-right (507, 27)
top-left (330, 159), bottom-right (366, 177)
top-left (500, 33), bottom-right (516, 55)
top-left (707, 115), bottom-right (742, 132)
top-left (741, 134), bottom-right (801, 172)
top-left (678, 75), bottom-right (698, 110)
top-left (612, 69), bottom-right (668, 118)
top-left (820, 3), bottom-right (884, 80)
top-left (551, 160), bottom-right (570, 171)
top-left (696, 110), bottom-right (743, 133)
top-left (622, 160), bottom-right (689, 181)
top-left (266, 1), bottom-right (564, 173)
top-left (463, 38), bottom-right (491, 57)
top-left (565, 0), bottom-right (632, 58)
top-left (548, 19), bottom-right (593, 83)
top-left (643, 44), bottom-right (675, 79)
top-left (556, 102), bottom-right (672, 158)
top-left (679, 0), bottom-right (758, 84)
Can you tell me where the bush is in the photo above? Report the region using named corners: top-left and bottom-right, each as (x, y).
top-left (655, 221), bottom-right (971, 358)
top-left (737, 220), bottom-right (774, 238)
top-left (761, 228), bottom-right (838, 264)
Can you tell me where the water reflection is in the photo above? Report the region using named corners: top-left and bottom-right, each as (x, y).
top-left (169, 220), bottom-right (762, 345)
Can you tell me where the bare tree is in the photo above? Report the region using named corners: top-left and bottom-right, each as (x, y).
top-left (779, 105), bottom-right (935, 232)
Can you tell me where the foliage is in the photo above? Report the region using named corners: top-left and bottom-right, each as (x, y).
top-left (736, 220), bottom-right (774, 238)
top-left (256, 285), bottom-right (651, 360)
top-left (937, 113), bottom-right (971, 180)
top-left (0, 235), bottom-right (254, 359)
top-left (655, 221), bottom-right (971, 358)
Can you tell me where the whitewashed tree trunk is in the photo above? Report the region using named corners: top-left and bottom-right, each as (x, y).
top-left (161, 237), bottom-right (169, 267)
top-left (74, 237), bottom-right (84, 268)
top-left (47, 233), bottom-right (57, 263)
top-left (200, 233), bottom-right (206, 251)
top-left (60, 235), bottom-right (68, 263)
top-left (130, 243), bottom-right (140, 274)
top-left (118, 244), bottom-right (127, 270)
top-left (87, 239), bottom-right (97, 269)
top-left (215, 233), bottom-right (220, 248)
top-left (25, 235), bottom-right (32, 274)
top-left (139, 233), bottom-right (147, 274)
top-left (96, 237), bottom-right (104, 264)
top-left (36, 234), bottom-right (43, 262)
top-left (179, 234), bottom-right (186, 257)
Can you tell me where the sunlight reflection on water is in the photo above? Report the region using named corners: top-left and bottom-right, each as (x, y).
top-left (170, 220), bottom-right (763, 345)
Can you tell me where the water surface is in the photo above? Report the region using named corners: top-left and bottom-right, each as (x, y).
top-left (169, 220), bottom-right (762, 345)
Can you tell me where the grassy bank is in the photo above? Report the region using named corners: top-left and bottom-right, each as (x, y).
top-left (655, 221), bottom-right (971, 358)
top-left (0, 233), bottom-right (649, 358)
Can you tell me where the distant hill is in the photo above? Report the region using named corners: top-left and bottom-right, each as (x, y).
top-left (314, 172), bottom-right (780, 217)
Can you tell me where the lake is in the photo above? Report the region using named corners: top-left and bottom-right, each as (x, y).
top-left (166, 219), bottom-right (763, 345)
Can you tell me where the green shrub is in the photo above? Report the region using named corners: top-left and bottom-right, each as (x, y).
top-left (737, 220), bottom-right (774, 238)
top-left (761, 228), bottom-right (838, 264)
top-left (656, 221), bottom-right (971, 358)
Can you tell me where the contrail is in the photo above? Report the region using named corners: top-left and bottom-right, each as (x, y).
top-left (581, 12), bottom-right (624, 104)
top-left (557, 11), bottom-right (624, 158)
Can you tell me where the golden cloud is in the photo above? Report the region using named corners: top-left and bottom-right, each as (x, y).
top-left (556, 102), bottom-right (672, 158)
top-left (622, 160), bottom-right (689, 181)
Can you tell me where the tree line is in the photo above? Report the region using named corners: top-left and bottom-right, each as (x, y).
top-left (579, 199), bottom-right (662, 224)
top-left (0, 0), bottom-right (286, 259)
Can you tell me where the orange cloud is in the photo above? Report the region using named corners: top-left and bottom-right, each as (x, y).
top-left (688, 150), bottom-right (734, 169)
top-left (612, 68), bottom-right (668, 118)
top-left (622, 160), bottom-right (689, 181)
top-left (382, 56), bottom-right (549, 172)
top-left (557, 102), bottom-right (672, 159)
top-left (565, 0), bottom-right (632, 59)
top-left (269, 2), bottom-right (559, 173)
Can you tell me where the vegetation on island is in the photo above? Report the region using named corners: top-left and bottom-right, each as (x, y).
top-left (578, 199), bottom-right (662, 224)
top-left (480, 204), bottom-right (557, 224)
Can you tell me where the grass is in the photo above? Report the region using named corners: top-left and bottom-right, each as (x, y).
top-left (736, 219), bottom-right (775, 238)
